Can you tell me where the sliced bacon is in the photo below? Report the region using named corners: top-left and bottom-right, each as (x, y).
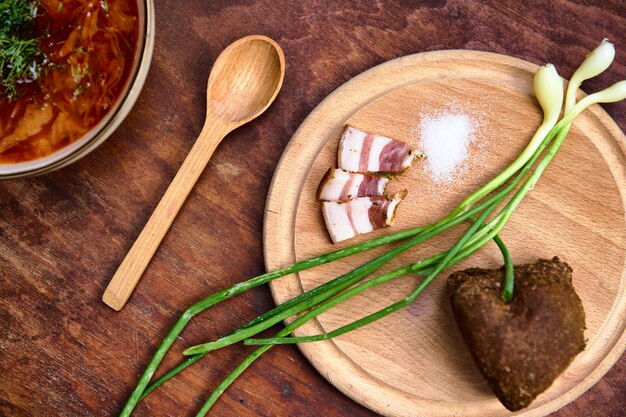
top-left (321, 191), bottom-right (406, 243)
top-left (317, 168), bottom-right (389, 202)
top-left (337, 126), bottom-right (416, 173)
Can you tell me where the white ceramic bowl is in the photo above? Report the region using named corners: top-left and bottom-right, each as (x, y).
top-left (0, 0), bottom-right (155, 179)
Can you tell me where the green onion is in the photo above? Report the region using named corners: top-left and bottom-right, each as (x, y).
top-left (0, 0), bottom-right (37, 30)
top-left (193, 208), bottom-right (510, 416)
top-left (119, 40), bottom-right (626, 417)
top-left (565, 39), bottom-right (615, 112)
top-left (139, 175), bottom-right (524, 395)
top-left (245, 202), bottom-right (498, 346)
top-left (118, 223), bottom-right (431, 417)
top-left (138, 230), bottom-right (513, 402)
top-left (446, 62), bottom-right (563, 218)
top-left (136, 201), bottom-right (515, 399)
top-left (119, 189), bottom-right (504, 415)
top-left (183, 200), bottom-right (496, 356)
top-left (120, 148), bottom-right (537, 415)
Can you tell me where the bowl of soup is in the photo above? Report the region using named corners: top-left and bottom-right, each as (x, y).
top-left (0, 0), bottom-right (155, 178)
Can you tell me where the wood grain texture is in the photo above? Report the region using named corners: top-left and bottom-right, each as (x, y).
top-left (1, 1), bottom-right (625, 416)
top-left (265, 51), bottom-right (626, 416)
top-left (103, 35), bottom-right (285, 311)
top-left (102, 117), bottom-right (230, 311)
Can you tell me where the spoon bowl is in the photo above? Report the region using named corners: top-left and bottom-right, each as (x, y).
top-left (103, 35), bottom-right (285, 312)
top-left (208, 36), bottom-right (285, 123)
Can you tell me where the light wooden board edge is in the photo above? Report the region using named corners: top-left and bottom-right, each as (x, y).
top-left (263, 50), bottom-right (626, 417)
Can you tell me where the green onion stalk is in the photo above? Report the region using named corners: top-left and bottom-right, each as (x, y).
top-left (118, 164), bottom-right (513, 416)
top-left (135, 153), bottom-right (540, 402)
top-left (189, 118), bottom-right (571, 416)
top-left (135, 177), bottom-right (520, 401)
top-left (119, 40), bottom-right (626, 417)
top-left (119, 55), bottom-right (562, 417)
top-left (119, 191), bottom-right (508, 415)
top-left (118, 92), bottom-right (550, 416)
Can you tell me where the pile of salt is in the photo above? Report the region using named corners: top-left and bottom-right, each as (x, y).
top-left (419, 113), bottom-right (475, 183)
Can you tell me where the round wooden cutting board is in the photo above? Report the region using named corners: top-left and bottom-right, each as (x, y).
top-left (263, 50), bottom-right (626, 417)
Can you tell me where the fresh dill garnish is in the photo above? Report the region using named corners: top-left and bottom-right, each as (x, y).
top-left (0, 0), bottom-right (37, 31)
top-left (101, 0), bottom-right (108, 14)
top-left (70, 62), bottom-right (89, 84)
top-left (375, 172), bottom-right (396, 179)
top-left (0, 0), bottom-right (44, 101)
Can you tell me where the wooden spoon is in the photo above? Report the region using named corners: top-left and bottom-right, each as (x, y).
top-left (103, 35), bottom-right (285, 311)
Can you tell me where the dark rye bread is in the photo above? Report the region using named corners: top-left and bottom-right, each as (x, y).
top-left (447, 257), bottom-right (586, 411)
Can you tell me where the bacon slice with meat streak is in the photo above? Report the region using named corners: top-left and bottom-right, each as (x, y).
top-left (337, 126), bottom-right (416, 173)
top-left (317, 168), bottom-right (389, 202)
top-left (321, 191), bottom-right (407, 243)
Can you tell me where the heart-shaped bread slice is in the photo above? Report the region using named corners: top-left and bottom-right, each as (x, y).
top-left (447, 257), bottom-right (586, 411)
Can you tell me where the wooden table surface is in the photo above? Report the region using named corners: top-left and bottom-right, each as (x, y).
top-left (1, 1), bottom-right (625, 416)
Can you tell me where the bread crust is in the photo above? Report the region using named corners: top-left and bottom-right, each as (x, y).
top-left (447, 257), bottom-right (586, 411)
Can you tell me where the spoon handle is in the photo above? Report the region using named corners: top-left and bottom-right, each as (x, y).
top-left (103, 119), bottom-right (232, 310)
